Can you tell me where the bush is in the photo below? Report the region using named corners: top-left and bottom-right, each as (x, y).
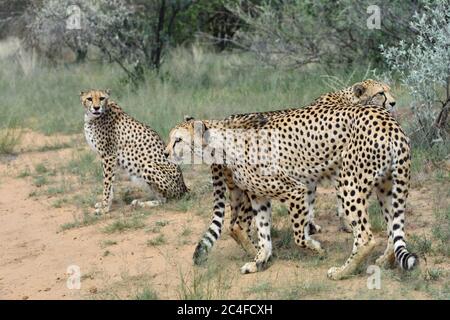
top-left (382, 0), bottom-right (450, 145)
top-left (229, 0), bottom-right (423, 69)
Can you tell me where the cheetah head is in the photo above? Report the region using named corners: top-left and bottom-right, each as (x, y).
top-left (351, 79), bottom-right (396, 112)
top-left (165, 116), bottom-right (211, 164)
top-left (80, 89), bottom-right (111, 119)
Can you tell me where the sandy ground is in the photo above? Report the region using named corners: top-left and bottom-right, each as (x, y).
top-left (0, 131), bottom-right (448, 300)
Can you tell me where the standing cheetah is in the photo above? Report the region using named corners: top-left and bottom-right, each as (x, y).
top-left (224, 79), bottom-right (398, 243)
top-left (166, 87), bottom-right (417, 280)
top-left (80, 89), bottom-right (188, 214)
top-left (176, 80), bottom-right (398, 261)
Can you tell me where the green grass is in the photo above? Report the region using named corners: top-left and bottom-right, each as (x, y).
top-left (178, 265), bottom-right (232, 300)
top-left (34, 163), bottom-right (49, 174)
top-left (52, 197), bottom-right (68, 208)
top-left (60, 212), bottom-right (101, 231)
top-left (65, 151), bottom-right (102, 184)
top-left (278, 280), bottom-right (329, 300)
top-left (245, 281), bottom-right (274, 299)
top-left (0, 127), bottom-right (21, 155)
top-left (35, 142), bottom-right (72, 152)
top-left (134, 286), bottom-right (159, 300)
top-left (101, 240), bottom-right (118, 248)
top-left (0, 46), bottom-right (384, 140)
top-left (33, 175), bottom-right (49, 187)
top-left (147, 234), bottom-right (166, 246)
top-left (155, 220), bottom-right (169, 227)
top-left (273, 204), bottom-right (289, 218)
top-left (425, 268), bottom-right (444, 281)
top-left (409, 234), bottom-right (433, 257)
top-left (432, 204), bottom-right (450, 257)
top-left (102, 216), bottom-right (146, 234)
top-left (368, 201), bottom-right (386, 233)
top-left (17, 167), bottom-right (31, 178)
top-left (180, 225), bottom-right (192, 237)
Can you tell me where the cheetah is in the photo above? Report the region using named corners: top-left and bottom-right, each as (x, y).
top-left (174, 80), bottom-right (398, 260)
top-left (165, 83), bottom-right (417, 280)
top-left (80, 89), bottom-right (188, 215)
top-left (224, 79), bottom-right (398, 241)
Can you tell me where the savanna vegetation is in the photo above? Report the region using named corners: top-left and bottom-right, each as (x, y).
top-left (0, 0), bottom-right (448, 300)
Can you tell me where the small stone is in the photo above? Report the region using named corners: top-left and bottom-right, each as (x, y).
top-left (89, 286), bottom-right (98, 294)
top-left (22, 296), bottom-right (29, 300)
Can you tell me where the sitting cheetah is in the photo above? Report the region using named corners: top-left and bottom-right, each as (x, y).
top-left (178, 80), bottom-right (398, 260)
top-left (80, 89), bottom-right (188, 214)
top-left (165, 84), bottom-right (416, 280)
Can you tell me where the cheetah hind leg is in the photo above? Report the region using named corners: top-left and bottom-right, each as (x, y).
top-left (230, 219), bottom-right (257, 257)
top-left (229, 193), bottom-right (258, 256)
top-left (306, 186), bottom-right (322, 235)
top-left (374, 176), bottom-right (396, 269)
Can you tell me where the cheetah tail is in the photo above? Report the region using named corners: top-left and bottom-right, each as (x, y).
top-left (192, 174), bottom-right (227, 265)
top-left (391, 142), bottom-right (418, 271)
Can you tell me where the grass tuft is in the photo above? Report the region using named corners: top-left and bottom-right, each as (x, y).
top-left (60, 212), bottom-right (101, 231)
top-left (147, 234), bottom-right (166, 246)
top-left (134, 286), bottom-right (159, 300)
top-left (103, 216), bottom-right (146, 234)
top-left (0, 127), bottom-right (21, 155)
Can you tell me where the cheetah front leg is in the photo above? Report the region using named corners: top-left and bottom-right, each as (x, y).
top-left (95, 156), bottom-right (116, 215)
top-left (240, 196), bottom-right (272, 274)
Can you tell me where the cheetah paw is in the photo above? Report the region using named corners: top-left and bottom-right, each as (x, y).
top-left (327, 266), bottom-right (347, 280)
top-left (94, 202), bottom-right (110, 215)
top-left (240, 262), bottom-right (258, 274)
top-left (131, 200), bottom-right (161, 209)
top-left (306, 239), bottom-right (325, 254)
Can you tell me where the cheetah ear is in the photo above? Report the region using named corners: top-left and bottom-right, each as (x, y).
top-left (184, 115), bottom-right (195, 122)
top-left (104, 89), bottom-right (111, 96)
top-left (353, 83), bottom-right (366, 97)
top-left (79, 91), bottom-right (86, 96)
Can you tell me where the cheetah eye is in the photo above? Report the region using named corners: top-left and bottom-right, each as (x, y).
top-left (175, 137), bottom-right (182, 143)
top-left (87, 97), bottom-right (92, 102)
top-left (99, 97), bottom-right (105, 101)
top-left (378, 91), bottom-right (384, 95)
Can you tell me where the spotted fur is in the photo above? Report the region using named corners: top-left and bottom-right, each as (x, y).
top-left (166, 81), bottom-right (417, 279)
top-left (170, 80), bottom-right (398, 262)
top-left (80, 89), bottom-right (187, 214)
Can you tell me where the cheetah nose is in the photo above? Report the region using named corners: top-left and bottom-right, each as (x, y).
top-left (389, 101), bottom-right (396, 107)
top-left (93, 106), bottom-right (100, 111)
